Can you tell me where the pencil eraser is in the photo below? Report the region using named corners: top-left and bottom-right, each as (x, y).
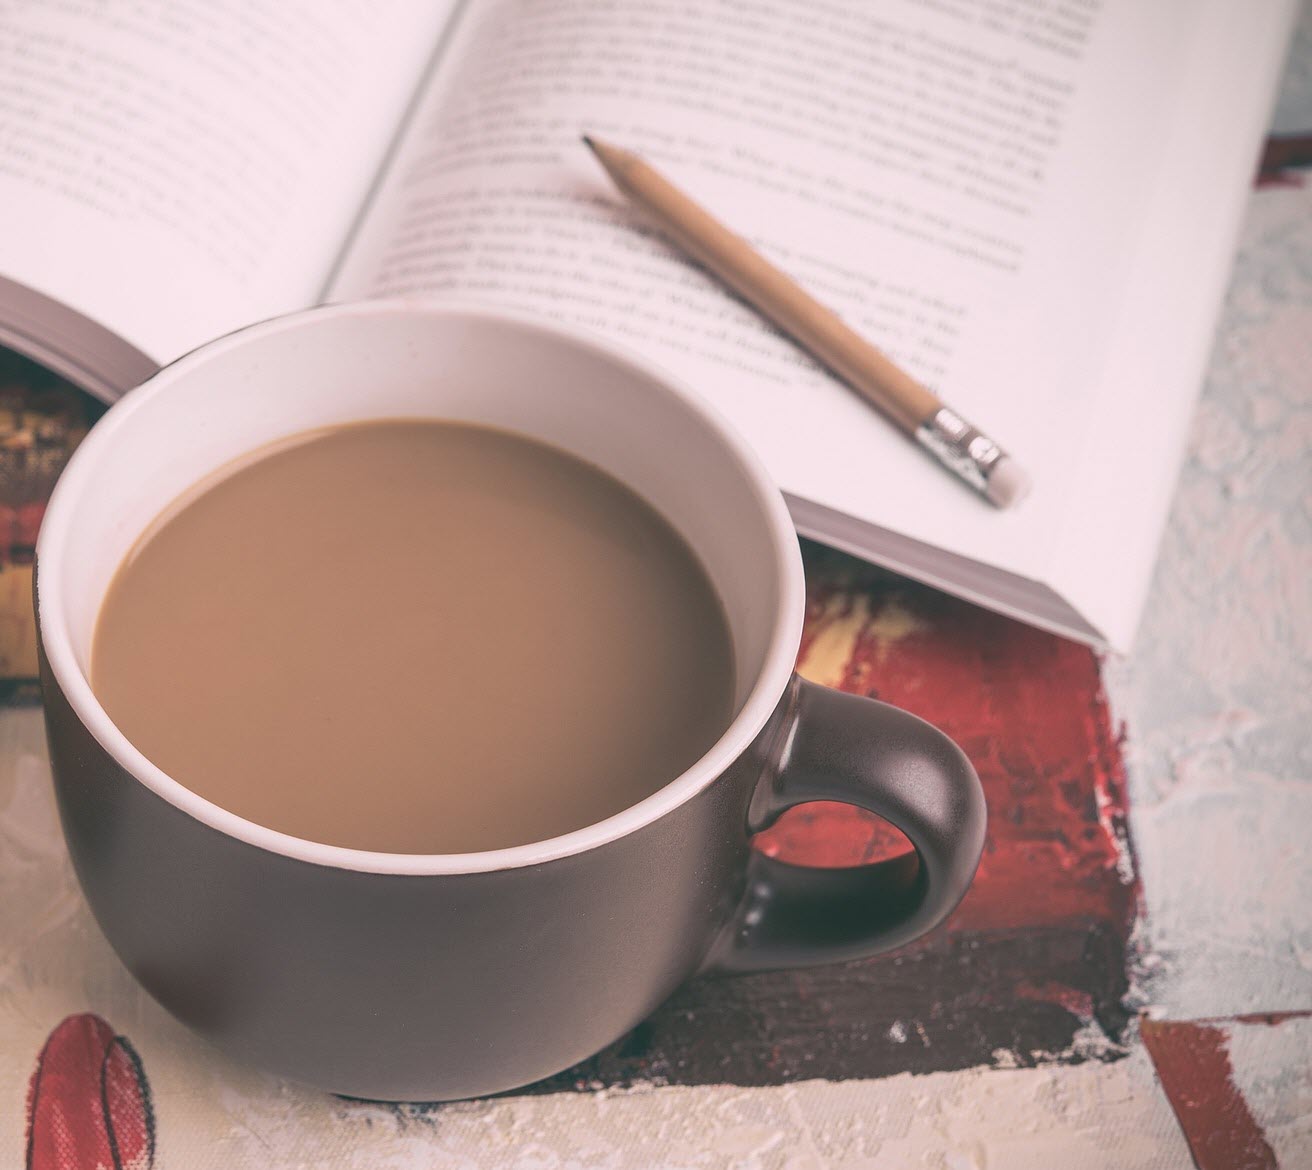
top-left (985, 457), bottom-right (1031, 509)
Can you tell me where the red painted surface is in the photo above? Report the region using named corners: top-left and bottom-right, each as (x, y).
top-left (757, 561), bottom-right (1137, 940)
top-left (1141, 1017), bottom-right (1277, 1170)
top-left (15, 500), bottom-right (45, 550)
top-left (1233, 1010), bottom-right (1312, 1026)
top-left (26, 1014), bottom-right (155, 1170)
top-left (0, 503), bottom-right (14, 564)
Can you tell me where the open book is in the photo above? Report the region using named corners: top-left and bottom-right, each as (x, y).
top-left (0, 0), bottom-right (1296, 650)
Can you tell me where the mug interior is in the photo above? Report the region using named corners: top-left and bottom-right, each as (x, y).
top-left (37, 301), bottom-right (805, 872)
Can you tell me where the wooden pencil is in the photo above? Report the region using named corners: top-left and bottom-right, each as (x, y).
top-left (583, 135), bottom-right (1030, 508)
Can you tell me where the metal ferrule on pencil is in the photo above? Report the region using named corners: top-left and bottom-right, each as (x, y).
top-left (914, 407), bottom-right (1006, 497)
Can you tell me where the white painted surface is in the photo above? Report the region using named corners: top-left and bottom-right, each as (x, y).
top-left (156, 1054), bottom-right (1192, 1169)
top-left (1098, 12), bottom-right (1312, 1150)
top-left (1107, 178), bottom-right (1312, 1019)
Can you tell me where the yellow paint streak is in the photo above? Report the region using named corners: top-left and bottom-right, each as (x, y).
top-left (797, 594), bottom-right (928, 688)
top-left (865, 598), bottom-right (928, 653)
top-left (797, 595), bottom-right (869, 687)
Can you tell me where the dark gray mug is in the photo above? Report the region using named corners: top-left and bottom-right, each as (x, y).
top-left (36, 303), bottom-right (985, 1101)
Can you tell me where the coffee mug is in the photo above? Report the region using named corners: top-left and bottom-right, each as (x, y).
top-left (36, 302), bottom-right (986, 1101)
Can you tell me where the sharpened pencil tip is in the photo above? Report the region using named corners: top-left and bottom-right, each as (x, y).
top-left (581, 134), bottom-right (598, 155)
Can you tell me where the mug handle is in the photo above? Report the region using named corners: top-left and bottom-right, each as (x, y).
top-left (703, 675), bottom-right (987, 974)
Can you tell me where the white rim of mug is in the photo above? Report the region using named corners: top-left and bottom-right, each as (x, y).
top-left (37, 300), bottom-right (807, 875)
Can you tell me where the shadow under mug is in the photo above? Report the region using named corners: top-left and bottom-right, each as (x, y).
top-left (36, 302), bottom-right (986, 1101)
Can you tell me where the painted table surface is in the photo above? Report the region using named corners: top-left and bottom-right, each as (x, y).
top-left (4, 21), bottom-right (1312, 1170)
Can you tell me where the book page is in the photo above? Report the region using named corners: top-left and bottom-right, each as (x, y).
top-left (334, 0), bottom-right (1293, 645)
top-left (0, 0), bottom-right (455, 370)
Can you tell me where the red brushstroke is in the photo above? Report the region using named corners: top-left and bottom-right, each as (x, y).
top-left (15, 500), bottom-right (46, 549)
top-left (0, 503), bottom-right (14, 566)
top-left (1013, 980), bottom-right (1094, 1020)
top-left (26, 1014), bottom-right (155, 1170)
top-left (757, 560), bottom-right (1137, 941)
top-left (1141, 1017), bottom-right (1277, 1170)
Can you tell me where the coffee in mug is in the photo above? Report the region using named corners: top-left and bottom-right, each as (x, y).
top-left (90, 419), bottom-right (735, 853)
top-left (38, 303), bottom-right (987, 1100)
